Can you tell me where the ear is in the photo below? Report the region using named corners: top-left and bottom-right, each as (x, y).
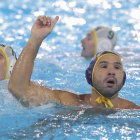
top-left (97, 38), bottom-right (112, 53)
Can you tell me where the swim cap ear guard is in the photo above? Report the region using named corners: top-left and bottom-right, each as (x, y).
top-left (123, 71), bottom-right (126, 86)
top-left (0, 44), bottom-right (17, 79)
top-left (86, 51), bottom-right (126, 87)
top-left (97, 38), bottom-right (112, 52)
top-left (86, 56), bottom-right (97, 86)
top-left (93, 26), bottom-right (117, 54)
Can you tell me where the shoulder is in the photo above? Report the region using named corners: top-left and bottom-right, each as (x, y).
top-left (55, 90), bottom-right (81, 106)
top-left (117, 97), bottom-right (140, 109)
top-left (79, 94), bottom-right (91, 101)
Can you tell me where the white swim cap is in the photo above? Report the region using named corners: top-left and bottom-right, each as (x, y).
top-left (92, 26), bottom-right (117, 55)
top-left (0, 44), bottom-right (17, 79)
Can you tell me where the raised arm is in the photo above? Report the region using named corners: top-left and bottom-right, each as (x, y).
top-left (8, 16), bottom-right (80, 107)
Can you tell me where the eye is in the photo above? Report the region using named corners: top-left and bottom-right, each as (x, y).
top-left (0, 54), bottom-right (4, 59)
top-left (100, 64), bottom-right (108, 69)
top-left (114, 64), bottom-right (122, 70)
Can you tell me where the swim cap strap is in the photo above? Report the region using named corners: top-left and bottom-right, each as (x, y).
top-left (0, 48), bottom-right (9, 79)
top-left (95, 96), bottom-right (114, 108)
top-left (92, 30), bottom-right (97, 56)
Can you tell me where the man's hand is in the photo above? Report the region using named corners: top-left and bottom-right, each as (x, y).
top-left (31, 15), bottom-right (59, 41)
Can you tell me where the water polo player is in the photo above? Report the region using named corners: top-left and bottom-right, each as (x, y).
top-left (86, 51), bottom-right (126, 108)
top-left (9, 15), bottom-right (140, 109)
top-left (81, 26), bottom-right (117, 58)
top-left (0, 44), bottom-right (17, 80)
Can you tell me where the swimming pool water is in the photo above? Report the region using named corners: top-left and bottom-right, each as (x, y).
top-left (0, 0), bottom-right (140, 139)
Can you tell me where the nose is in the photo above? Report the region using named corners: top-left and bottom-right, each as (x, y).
top-left (107, 66), bottom-right (115, 76)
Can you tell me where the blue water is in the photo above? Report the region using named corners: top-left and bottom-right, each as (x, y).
top-left (0, 0), bottom-right (140, 139)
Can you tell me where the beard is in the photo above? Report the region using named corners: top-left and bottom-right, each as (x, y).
top-left (93, 76), bottom-right (124, 98)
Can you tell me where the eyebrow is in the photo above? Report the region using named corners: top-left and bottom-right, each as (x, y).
top-left (99, 61), bottom-right (122, 65)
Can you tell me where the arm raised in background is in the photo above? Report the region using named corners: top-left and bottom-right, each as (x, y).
top-left (8, 16), bottom-right (80, 107)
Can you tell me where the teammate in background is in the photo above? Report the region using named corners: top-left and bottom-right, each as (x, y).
top-left (81, 26), bottom-right (117, 58)
top-left (0, 44), bottom-right (17, 81)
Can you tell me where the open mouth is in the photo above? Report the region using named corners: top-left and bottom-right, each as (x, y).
top-left (106, 78), bottom-right (116, 88)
